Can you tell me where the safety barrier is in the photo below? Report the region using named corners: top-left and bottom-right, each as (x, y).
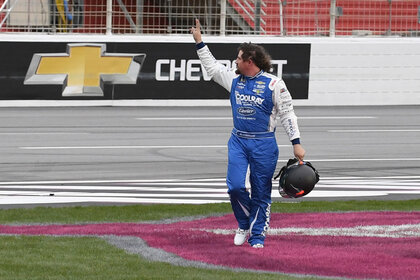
top-left (0, 34), bottom-right (419, 106)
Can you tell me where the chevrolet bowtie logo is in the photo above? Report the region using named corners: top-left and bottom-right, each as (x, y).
top-left (24, 43), bottom-right (146, 96)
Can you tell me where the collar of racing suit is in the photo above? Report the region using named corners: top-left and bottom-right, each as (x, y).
top-left (241, 70), bottom-right (264, 80)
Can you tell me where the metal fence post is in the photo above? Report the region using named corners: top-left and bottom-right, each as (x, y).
top-left (167, 0), bottom-right (172, 33)
top-left (106, 0), bottom-right (112, 35)
top-left (279, 0), bottom-right (284, 36)
top-left (329, 0), bottom-right (336, 37)
top-left (137, 0), bottom-right (143, 33)
top-left (387, 0), bottom-right (392, 36)
top-left (220, 0), bottom-right (226, 36)
top-left (255, 0), bottom-right (261, 34)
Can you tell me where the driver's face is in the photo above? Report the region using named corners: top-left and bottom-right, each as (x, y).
top-left (235, 50), bottom-right (245, 74)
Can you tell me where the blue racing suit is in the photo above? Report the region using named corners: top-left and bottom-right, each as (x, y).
top-left (196, 42), bottom-right (301, 245)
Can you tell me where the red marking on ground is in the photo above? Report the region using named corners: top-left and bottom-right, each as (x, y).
top-left (1, 211), bottom-right (419, 279)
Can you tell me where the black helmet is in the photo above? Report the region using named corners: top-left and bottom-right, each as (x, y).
top-left (274, 158), bottom-right (320, 198)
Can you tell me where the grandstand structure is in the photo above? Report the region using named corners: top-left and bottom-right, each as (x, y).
top-left (0, 0), bottom-right (419, 36)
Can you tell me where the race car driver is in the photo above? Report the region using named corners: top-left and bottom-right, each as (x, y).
top-left (190, 19), bottom-right (305, 248)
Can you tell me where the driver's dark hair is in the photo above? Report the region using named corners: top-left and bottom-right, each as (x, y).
top-left (238, 42), bottom-right (272, 72)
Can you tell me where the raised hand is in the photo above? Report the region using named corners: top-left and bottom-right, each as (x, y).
top-left (190, 18), bottom-right (202, 43)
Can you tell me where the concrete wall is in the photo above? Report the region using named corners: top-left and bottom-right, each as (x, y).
top-left (307, 39), bottom-right (420, 106)
top-left (0, 34), bottom-right (419, 106)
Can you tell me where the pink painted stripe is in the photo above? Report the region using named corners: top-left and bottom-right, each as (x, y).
top-left (0, 211), bottom-right (419, 279)
top-left (142, 233), bottom-right (420, 279)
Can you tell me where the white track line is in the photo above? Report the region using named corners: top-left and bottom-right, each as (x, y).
top-left (206, 224), bottom-right (420, 238)
top-left (329, 129), bottom-right (420, 133)
top-left (0, 179), bottom-right (187, 185)
top-left (300, 116), bottom-right (376, 120)
top-left (19, 145), bottom-right (227, 150)
top-left (0, 183), bottom-right (419, 191)
top-left (1, 186), bottom-right (419, 205)
top-left (19, 145), bottom-right (289, 150)
top-left (0, 191), bottom-right (229, 198)
top-left (0, 132), bottom-right (90, 135)
top-left (0, 190), bottom-right (399, 204)
top-left (320, 181), bottom-right (420, 186)
top-left (1, 175), bottom-right (420, 186)
top-left (268, 224), bottom-right (420, 238)
top-left (136, 116), bottom-right (376, 120)
top-left (319, 175), bottom-right (420, 180)
top-left (316, 185), bottom-right (420, 190)
top-left (0, 186), bottom-right (227, 192)
top-left (303, 158), bottom-right (420, 162)
top-left (136, 117), bottom-right (231, 120)
top-left (0, 196), bottom-right (222, 205)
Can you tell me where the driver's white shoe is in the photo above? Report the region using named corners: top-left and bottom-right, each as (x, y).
top-left (234, 228), bottom-right (249, 246)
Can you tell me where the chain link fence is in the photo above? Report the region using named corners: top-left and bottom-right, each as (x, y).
top-left (1, 0), bottom-right (419, 36)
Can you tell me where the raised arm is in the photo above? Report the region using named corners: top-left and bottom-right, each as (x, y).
top-left (190, 19), bottom-right (237, 92)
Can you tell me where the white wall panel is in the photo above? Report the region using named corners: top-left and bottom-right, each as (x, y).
top-left (303, 39), bottom-right (420, 105)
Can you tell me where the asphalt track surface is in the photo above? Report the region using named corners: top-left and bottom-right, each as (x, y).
top-left (0, 105), bottom-right (420, 208)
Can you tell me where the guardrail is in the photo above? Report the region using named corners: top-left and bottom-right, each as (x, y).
top-left (0, 0), bottom-right (419, 36)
